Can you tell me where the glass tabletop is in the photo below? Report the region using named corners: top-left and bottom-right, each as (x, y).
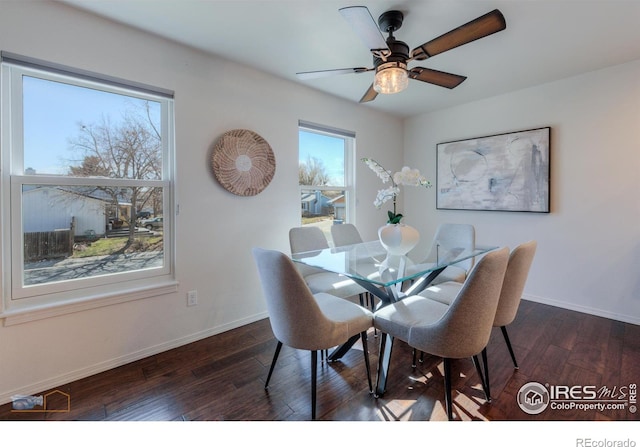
top-left (292, 240), bottom-right (497, 288)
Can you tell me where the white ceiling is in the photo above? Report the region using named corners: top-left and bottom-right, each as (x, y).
top-left (57, 0), bottom-right (640, 118)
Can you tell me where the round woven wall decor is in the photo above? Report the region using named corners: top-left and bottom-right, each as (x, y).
top-left (211, 129), bottom-right (276, 196)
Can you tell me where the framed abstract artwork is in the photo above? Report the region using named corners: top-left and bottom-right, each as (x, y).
top-left (436, 127), bottom-right (550, 213)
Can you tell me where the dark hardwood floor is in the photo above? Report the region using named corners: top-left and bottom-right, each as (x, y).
top-left (1, 300), bottom-right (638, 422)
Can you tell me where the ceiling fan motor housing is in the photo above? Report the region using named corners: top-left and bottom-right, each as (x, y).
top-left (373, 37), bottom-right (409, 71)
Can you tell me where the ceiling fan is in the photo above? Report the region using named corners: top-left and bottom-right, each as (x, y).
top-left (296, 6), bottom-right (506, 103)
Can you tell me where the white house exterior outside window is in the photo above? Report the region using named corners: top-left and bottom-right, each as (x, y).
top-left (0, 53), bottom-right (177, 324)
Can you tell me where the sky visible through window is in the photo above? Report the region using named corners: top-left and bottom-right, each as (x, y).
top-left (22, 76), bottom-right (160, 175)
top-left (25, 77), bottom-right (337, 184)
top-left (299, 129), bottom-right (345, 186)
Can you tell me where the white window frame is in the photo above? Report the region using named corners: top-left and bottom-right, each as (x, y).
top-left (0, 54), bottom-right (177, 324)
top-left (298, 121), bottom-right (356, 226)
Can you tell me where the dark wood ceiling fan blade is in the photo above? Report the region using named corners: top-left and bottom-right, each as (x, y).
top-left (339, 6), bottom-right (390, 55)
top-left (409, 67), bottom-right (467, 89)
top-left (296, 67), bottom-right (372, 80)
top-left (411, 9), bottom-right (506, 60)
top-left (359, 84), bottom-right (378, 103)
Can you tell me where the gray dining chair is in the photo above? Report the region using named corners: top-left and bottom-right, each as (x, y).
top-left (330, 222), bottom-right (364, 247)
top-left (373, 247), bottom-right (509, 420)
top-left (418, 241), bottom-right (537, 392)
top-left (405, 222), bottom-right (476, 365)
top-left (417, 223), bottom-right (476, 285)
top-left (289, 226), bottom-right (368, 304)
top-left (330, 223), bottom-right (379, 310)
top-left (252, 247), bottom-right (373, 420)
top-left (490, 240), bottom-right (537, 367)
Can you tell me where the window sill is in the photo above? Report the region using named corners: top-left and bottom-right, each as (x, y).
top-left (0, 280), bottom-right (179, 326)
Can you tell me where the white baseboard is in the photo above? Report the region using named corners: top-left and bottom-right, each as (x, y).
top-left (0, 311), bottom-right (269, 406)
top-left (522, 294), bottom-right (640, 325)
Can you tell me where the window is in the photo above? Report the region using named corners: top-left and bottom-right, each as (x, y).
top-left (1, 53), bottom-right (176, 322)
top-left (298, 121), bottom-right (355, 246)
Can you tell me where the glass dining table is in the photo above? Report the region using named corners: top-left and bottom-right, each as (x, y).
top-left (292, 239), bottom-right (497, 396)
top-left (292, 239), bottom-right (496, 304)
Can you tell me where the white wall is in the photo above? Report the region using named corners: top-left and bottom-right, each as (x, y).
top-left (403, 60), bottom-right (640, 325)
top-left (0, 1), bottom-right (402, 403)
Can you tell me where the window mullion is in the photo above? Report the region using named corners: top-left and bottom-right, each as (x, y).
top-left (14, 175), bottom-right (168, 188)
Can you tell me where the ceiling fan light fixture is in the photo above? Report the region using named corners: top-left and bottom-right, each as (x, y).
top-left (374, 61), bottom-right (408, 94)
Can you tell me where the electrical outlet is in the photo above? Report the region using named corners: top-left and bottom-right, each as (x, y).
top-left (187, 290), bottom-right (198, 307)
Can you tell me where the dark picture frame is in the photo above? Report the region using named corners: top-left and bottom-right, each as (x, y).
top-left (436, 127), bottom-right (550, 213)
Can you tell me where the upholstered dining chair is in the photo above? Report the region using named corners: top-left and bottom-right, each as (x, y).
top-left (404, 223), bottom-right (476, 365)
top-left (252, 247), bottom-right (373, 420)
top-left (330, 223), bottom-right (364, 247)
top-left (289, 226), bottom-right (368, 304)
top-left (373, 247), bottom-right (509, 420)
top-left (330, 223), bottom-right (380, 311)
top-left (490, 240), bottom-right (537, 367)
top-left (417, 223), bottom-right (476, 285)
top-left (418, 241), bottom-right (537, 392)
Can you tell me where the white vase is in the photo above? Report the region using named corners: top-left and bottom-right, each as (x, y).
top-left (378, 223), bottom-right (420, 256)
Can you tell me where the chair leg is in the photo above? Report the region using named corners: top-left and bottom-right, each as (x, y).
top-left (411, 349), bottom-right (426, 367)
top-left (481, 347), bottom-right (491, 402)
top-left (472, 353), bottom-right (490, 402)
top-left (501, 326), bottom-right (518, 368)
top-left (360, 331), bottom-right (373, 393)
top-left (311, 350), bottom-right (317, 420)
top-left (264, 341), bottom-right (282, 389)
top-left (443, 358), bottom-right (453, 421)
top-left (369, 293), bottom-right (378, 336)
top-left (374, 333), bottom-right (393, 397)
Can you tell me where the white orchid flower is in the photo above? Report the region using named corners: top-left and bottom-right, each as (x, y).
top-left (394, 166), bottom-right (429, 187)
top-left (374, 186), bottom-right (399, 208)
top-left (362, 158), bottom-right (392, 183)
top-left (361, 157), bottom-right (432, 223)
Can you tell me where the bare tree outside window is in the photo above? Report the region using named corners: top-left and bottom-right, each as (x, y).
top-left (68, 102), bottom-right (162, 248)
top-left (299, 155), bottom-right (331, 186)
